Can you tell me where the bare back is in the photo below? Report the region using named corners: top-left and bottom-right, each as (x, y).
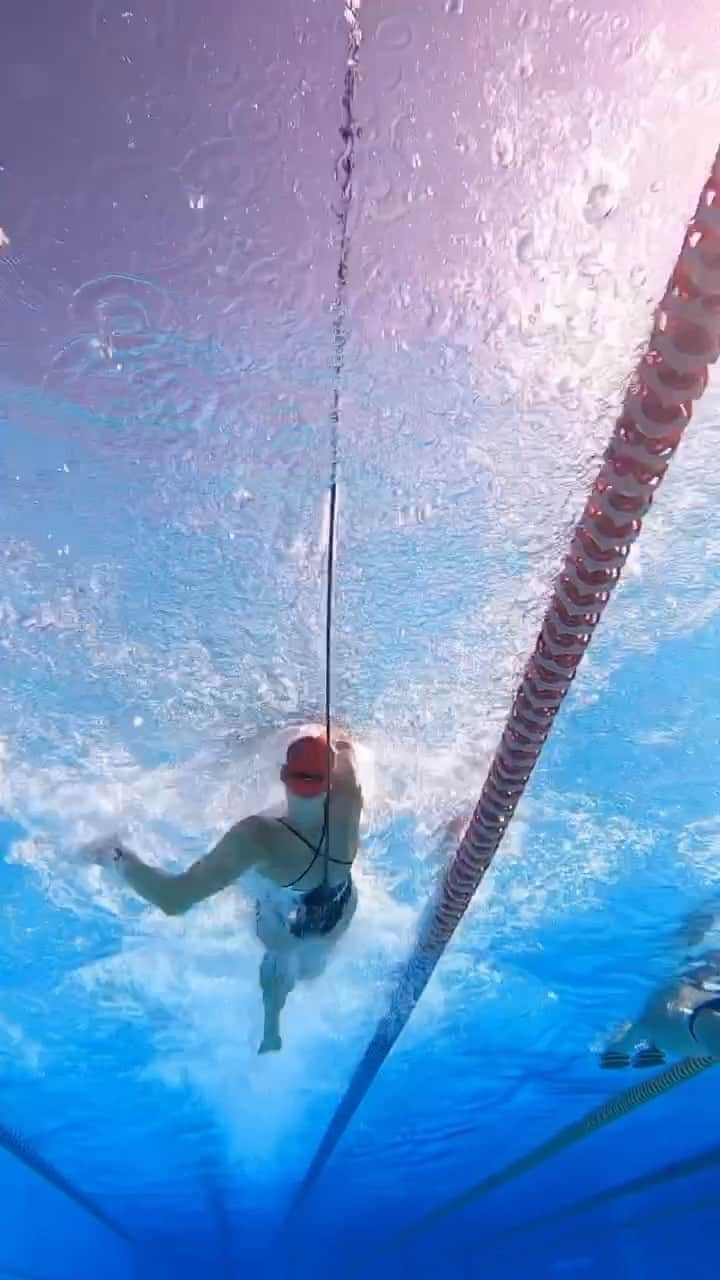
top-left (252, 781), bottom-right (362, 892)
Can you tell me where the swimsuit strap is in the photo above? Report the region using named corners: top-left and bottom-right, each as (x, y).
top-left (688, 995), bottom-right (720, 1042)
top-left (278, 818), bottom-right (325, 889)
top-left (277, 817), bottom-right (354, 890)
top-left (277, 818), bottom-right (323, 860)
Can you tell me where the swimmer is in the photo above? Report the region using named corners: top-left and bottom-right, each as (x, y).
top-left (600, 909), bottom-right (720, 1068)
top-left (84, 732), bottom-right (362, 1054)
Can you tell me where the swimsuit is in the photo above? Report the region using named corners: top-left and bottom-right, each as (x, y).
top-left (254, 817), bottom-right (355, 942)
top-left (684, 952), bottom-right (720, 992)
top-left (683, 953), bottom-right (720, 1044)
top-left (287, 876), bottom-right (353, 940)
top-left (688, 996), bottom-right (720, 1043)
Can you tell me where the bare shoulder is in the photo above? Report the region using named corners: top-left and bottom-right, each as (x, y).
top-left (201, 814), bottom-right (282, 881)
top-left (237, 812), bottom-right (289, 855)
top-left (212, 814), bottom-right (266, 860)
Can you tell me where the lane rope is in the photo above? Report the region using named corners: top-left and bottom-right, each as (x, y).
top-left (320, 0), bottom-right (362, 885)
top-left (0, 1117), bottom-right (133, 1244)
top-left (381, 1056), bottom-right (715, 1250)
top-left (0, 1269), bottom-right (69, 1280)
top-left (479, 1138), bottom-right (720, 1252)
top-left (578, 1192), bottom-right (720, 1251)
top-left (288, 144), bottom-right (720, 1213)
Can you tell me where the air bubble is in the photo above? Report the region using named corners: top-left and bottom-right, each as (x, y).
top-left (583, 183), bottom-right (616, 224)
top-left (516, 232), bottom-right (536, 265)
top-left (445, 0), bottom-right (464, 13)
top-left (517, 51), bottom-right (534, 79)
top-left (577, 254), bottom-right (604, 279)
top-left (518, 8), bottom-right (538, 29)
top-left (376, 17), bottom-right (412, 49)
top-left (454, 131), bottom-right (477, 155)
top-left (492, 127), bottom-right (515, 169)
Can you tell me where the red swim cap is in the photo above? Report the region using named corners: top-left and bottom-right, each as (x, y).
top-left (282, 735), bottom-right (335, 798)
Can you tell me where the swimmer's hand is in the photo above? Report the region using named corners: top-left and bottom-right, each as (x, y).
top-left (436, 814), bottom-right (471, 848)
top-left (446, 815), bottom-right (469, 839)
top-left (80, 834), bottom-right (129, 869)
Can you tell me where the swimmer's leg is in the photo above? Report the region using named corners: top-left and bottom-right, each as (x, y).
top-left (295, 943), bottom-right (329, 985)
top-left (258, 952), bottom-right (294, 1054)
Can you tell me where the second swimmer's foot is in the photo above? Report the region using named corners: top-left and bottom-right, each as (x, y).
top-left (258, 1034), bottom-right (282, 1054)
top-left (600, 1049), bottom-right (631, 1069)
top-left (632, 1045), bottom-right (666, 1069)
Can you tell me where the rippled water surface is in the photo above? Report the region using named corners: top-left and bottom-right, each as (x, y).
top-left (2, 2), bottom-right (720, 1278)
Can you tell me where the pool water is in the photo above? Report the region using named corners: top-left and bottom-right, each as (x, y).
top-left (2, 3), bottom-right (720, 1278)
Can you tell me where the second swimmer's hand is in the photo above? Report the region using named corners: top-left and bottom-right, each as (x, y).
top-left (80, 834), bottom-right (128, 869)
top-left (435, 814), bottom-right (471, 846)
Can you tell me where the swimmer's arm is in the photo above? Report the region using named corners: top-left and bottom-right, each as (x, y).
top-left (332, 738), bottom-right (358, 782)
top-left (331, 740), bottom-right (363, 811)
top-left (119, 819), bottom-right (261, 916)
top-left (326, 739), bottom-right (363, 848)
top-left (674, 907), bottom-right (720, 950)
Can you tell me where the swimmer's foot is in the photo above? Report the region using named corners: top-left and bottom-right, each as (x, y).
top-left (600, 1049), bottom-right (632, 1070)
top-left (632, 1045), bottom-right (666, 1069)
top-left (258, 1034), bottom-right (282, 1054)
top-left (434, 814), bottom-right (472, 855)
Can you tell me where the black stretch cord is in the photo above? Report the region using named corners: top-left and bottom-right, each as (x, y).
top-left (321, 1), bottom-right (362, 887)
